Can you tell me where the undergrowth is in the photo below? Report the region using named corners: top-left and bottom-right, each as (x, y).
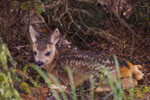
top-left (0, 37), bottom-right (148, 100)
top-left (0, 38), bottom-right (22, 100)
top-left (24, 56), bottom-right (136, 100)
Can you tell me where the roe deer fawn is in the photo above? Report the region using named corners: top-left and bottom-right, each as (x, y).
top-left (29, 11), bottom-right (144, 92)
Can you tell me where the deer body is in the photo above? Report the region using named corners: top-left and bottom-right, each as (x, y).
top-left (29, 11), bottom-right (144, 92)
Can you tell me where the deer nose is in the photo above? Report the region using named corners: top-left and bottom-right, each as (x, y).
top-left (36, 61), bottom-right (44, 67)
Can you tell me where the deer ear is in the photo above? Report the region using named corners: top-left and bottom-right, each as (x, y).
top-left (29, 25), bottom-right (39, 43)
top-left (50, 28), bottom-right (60, 45)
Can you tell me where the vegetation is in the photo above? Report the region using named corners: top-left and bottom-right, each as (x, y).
top-left (0, 38), bottom-right (22, 100)
top-left (0, 0), bottom-right (149, 100)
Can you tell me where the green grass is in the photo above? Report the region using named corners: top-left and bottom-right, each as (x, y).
top-left (49, 74), bottom-right (68, 100)
top-left (27, 63), bottom-right (61, 100)
top-left (25, 54), bottom-right (137, 100)
top-left (89, 75), bottom-right (95, 100)
top-left (113, 55), bottom-right (127, 100)
top-left (0, 38), bottom-right (137, 100)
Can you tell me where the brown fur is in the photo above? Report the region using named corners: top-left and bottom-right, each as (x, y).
top-left (29, 10), bottom-right (144, 92)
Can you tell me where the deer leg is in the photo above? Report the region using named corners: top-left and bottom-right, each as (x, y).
top-left (133, 65), bottom-right (144, 80)
top-left (121, 77), bottom-right (138, 90)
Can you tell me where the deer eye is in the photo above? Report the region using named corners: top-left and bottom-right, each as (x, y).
top-left (33, 51), bottom-right (37, 55)
top-left (45, 51), bottom-right (50, 56)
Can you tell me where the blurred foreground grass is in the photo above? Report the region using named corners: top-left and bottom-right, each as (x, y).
top-left (0, 38), bottom-right (22, 100)
top-left (0, 37), bottom-right (149, 100)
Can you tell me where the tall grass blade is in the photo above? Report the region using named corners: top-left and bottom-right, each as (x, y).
top-left (27, 63), bottom-right (61, 100)
top-left (66, 67), bottom-right (77, 100)
top-left (49, 74), bottom-right (68, 100)
top-left (104, 68), bottom-right (118, 100)
top-left (90, 75), bottom-right (95, 100)
top-left (113, 55), bottom-right (127, 100)
top-left (80, 85), bottom-right (85, 100)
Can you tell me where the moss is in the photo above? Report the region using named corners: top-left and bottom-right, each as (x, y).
top-left (21, 82), bottom-right (31, 94)
top-left (135, 85), bottom-right (149, 98)
top-left (0, 39), bottom-right (22, 100)
top-left (128, 85), bottom-right (150, 98)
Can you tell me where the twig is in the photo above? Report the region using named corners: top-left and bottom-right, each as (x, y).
top-left (110, 6), bottom-right (144, 43)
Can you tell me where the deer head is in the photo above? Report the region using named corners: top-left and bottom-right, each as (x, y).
top-left (29, 25), bottom-right (60, 68)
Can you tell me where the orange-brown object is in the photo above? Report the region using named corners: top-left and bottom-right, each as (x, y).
top-left (28, 10), bottom-right (144, 92)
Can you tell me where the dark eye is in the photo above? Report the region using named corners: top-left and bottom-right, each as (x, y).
top-left (45, 51), bottom-right (50, 56)
top-left (33, 51), bottom-right (37, 55)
